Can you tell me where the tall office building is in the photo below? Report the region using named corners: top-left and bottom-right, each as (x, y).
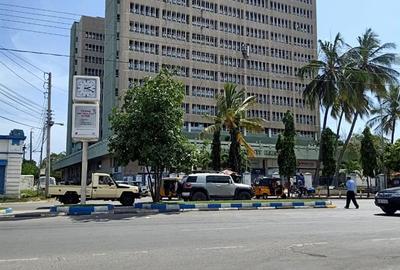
top-left (103, 0), bottom-right (319, 141)
top-left (66, 16), bottom-right (105, 155)
top-left (57, 0), bottom-right (320, 179)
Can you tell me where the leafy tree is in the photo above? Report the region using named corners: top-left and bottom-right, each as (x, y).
top-left (368, 84), bottom-right (400, 144)
top-left (204, 83), bottom-right (263, 173)
top-left (41, 152), bottom-right (66, 179)
top-left (276, 111), bottom-right (297, 191)
top-left (109, 69), bottom-right (193, 202)
top-left (321, 128), bottom-right (336, 179)
top-left (298, 33), bottom-right (347, 183)
top-left (21, 160), bottom-right (39, 179)
top-left (360, 127), bottom-right (378, 197)
top-left (335, 29), bottom-right (399, 179)
top-left (384, 140), bottom-right (400, 172)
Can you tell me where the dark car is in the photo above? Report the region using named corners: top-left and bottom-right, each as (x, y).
top-left (375, 187), bottom-right (400, 215)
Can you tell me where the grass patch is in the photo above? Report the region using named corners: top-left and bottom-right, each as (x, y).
top-left (0, 189), bottom-right (46, 203)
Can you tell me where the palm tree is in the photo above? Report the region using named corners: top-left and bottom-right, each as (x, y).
top-left (368, 84), bottom-right (400, 144)
top-left (203, 83), bottom-right (264, 173)
top-left (298, 33), bottom-right (346, 182)
top-left (335, 29), bottom-right (399, 176)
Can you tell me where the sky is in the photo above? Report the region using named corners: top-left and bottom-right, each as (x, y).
top-left (0, 0), bottom-right (399, 163)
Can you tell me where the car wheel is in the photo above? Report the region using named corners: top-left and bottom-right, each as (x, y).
top-left (191, 191), bottom-right (207, 201)
top-left (263, 194), bottom-right (268, 199)
top-left (237, 191), bottom-right (251, 200)
top-left (381, 207), bottom-right (397, 215)
top-left (120, 193), bottom-right (135, 206)
top-left (255, 195), bottom-right (260, 199)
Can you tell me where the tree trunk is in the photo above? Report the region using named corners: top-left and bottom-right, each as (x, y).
top-left (211, 128), bottom-right (221, 171)
top-left (335, 112), bottom-right (359, 181)
top-left (366, 176), bottom-right (370, 198)
top-left (314, 106), bottom-right (330, 186)
top-left (146, 166), bottom-right (156, 202)
top-left (229, 128), bottom-right (241, 173)
top-left (333, 111), bottom-right (344, 187)
top-left (391, 119), bottom-right (396, 144)
top-left (153, 168), bottom-right (162, 202)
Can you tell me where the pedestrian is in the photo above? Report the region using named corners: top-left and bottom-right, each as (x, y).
top-left (345, 176), bottom-right (359, 209)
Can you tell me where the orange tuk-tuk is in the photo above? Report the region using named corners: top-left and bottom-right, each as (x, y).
top-left (253, 177), bottom-right (284, 199)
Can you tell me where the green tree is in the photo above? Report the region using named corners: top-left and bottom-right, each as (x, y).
top-left (335, 29), bottom-right (399, 179)
top-left (321, 128), bottom-right (336, 178)
top-left (360, 127), bottom-right (378, 197)
top-left (276, 111), bottom-right (297, 191)
top-left (298, 33), bottom-right (346, 183)
top-left (41, 152), bottom-right (66, 179)
top-left (368, 84), bottom-right (400, 144)
top-left (109, 69), bottom-right (193, 202)
top-left (21, 160), bottom-right (39, 179)
top-left (204, 83), bottom-right (263, 173)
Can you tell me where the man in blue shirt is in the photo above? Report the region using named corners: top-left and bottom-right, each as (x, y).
top-left (345, 176), bottom-right (359, 209)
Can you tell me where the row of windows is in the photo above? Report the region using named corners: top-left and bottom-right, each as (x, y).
top-left (192, 16), bottom-right (218, 30)
top-left (162, 46), bottom-right (189, 59)
top-left (220, 73), bottom-right (243, 84)
top-left (247, 76), bottom-right (267, 87)
top-left (129, 40), bottom-right (159, 55)
top-left (161, 0), bottom-right (188, 6)
top-left (191, 104), bottom-right (217, 116)
top-left (162, 64), bottom-right (189, 77)
top-left (84, 31), bottom-right (104, 41)
top-left (130, 3), bottom-right (159, 18)
top-left (191, 86), bottom-right (219, 98)
top-left (84, 68), bottom-right (103, 77)
top-left (192, 68), bottom-right (217, 81)
top-left (128, 21), bottom-right (314, 48)
top-left (129, 60), bottom-right (160, 73)
top-left (296, 114), bottom-right (316, 125)
top-left (84, 56), bottom-right (104, 64)
top-left (192, 50), bottom-right (217, 63)
top-left (162, 10), bottom-right (189, 24)
top-left (84, 43), bottom-right (103, 52)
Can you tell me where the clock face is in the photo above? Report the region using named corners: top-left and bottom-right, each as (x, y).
top-left (76, 78), bottom-right (97, 98)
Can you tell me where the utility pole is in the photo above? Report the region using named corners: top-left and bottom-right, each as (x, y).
top-left (29, 129), bottom-right (33, 161)
top-left (45, 72), bottom-right (52, 197)
top-left (39, 125), bottom-right (45, 168)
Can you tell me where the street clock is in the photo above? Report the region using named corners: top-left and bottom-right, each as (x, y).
top-left (72, 75), bottom-right (100, 103)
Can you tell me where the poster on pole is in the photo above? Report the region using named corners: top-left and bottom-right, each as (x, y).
top-left (72, 103), bottom-right (100, 141)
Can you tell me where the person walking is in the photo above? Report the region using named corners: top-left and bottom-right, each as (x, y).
top-left (345, 176), bottom-right (359, 209)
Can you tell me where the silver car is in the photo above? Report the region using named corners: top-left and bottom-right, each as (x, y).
top-left (180, 173), bottom-right (253, 201)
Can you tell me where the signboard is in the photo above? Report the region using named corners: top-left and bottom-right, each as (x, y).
top-left (72, 104), bottom-right (100, 141)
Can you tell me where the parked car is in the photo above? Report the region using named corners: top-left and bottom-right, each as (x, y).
top-left (38, 176), bottom-right (56, 190)
top-left (375, 187), bottom-right (400, 215)
top-left (180, 173), bottom-right (253, 201)
top-left (48, 173), bottom-right (140, 205)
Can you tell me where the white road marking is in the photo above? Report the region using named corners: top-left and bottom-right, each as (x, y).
top-left (181, 227), bottom-right (250, 232)
top-left (92, 253), bottom-right (107, 256)
top-left (0, 258), bottom-right (39, 263)
top-left (197, 245), bottom-right (244, 251)
top-left (371, 237), bottom-right (400, 242)
top-left (288, 242), bottom-right (328, 249)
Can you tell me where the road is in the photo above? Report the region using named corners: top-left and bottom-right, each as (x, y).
top-left (0, 199), bottom-right (399, 270)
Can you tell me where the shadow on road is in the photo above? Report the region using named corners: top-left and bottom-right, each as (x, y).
top-left (374, 213), bottom-right (400, 218)
top-left (67, 211), bottom-right (181, 223)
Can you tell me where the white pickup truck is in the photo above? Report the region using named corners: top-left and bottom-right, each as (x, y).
top-left (48, 173), bottom-right (140, 206)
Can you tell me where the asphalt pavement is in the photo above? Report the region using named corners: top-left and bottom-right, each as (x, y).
top-left (0, 199), bottom-right (399, 270)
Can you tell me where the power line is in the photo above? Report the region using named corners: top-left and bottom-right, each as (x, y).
top-left (0, 59), bottom-right (44, 93)
top-left (0, 18), bottom-right (70, 30)
top-left (0, 26), bottom-right (69, 37)
top-left (0, 46), bottom-right (45, 73)
top-left (0, 89), bottom-right (43, 114)
top-left (0, 3), bottom-right (82, 17)
top-left (0, 13), bottom-right (72, 26)
top-left (0, 115), bottom-right (41, 129)
top-left (0, 51), bottom-right (44, 81)
top-left (0, 83), bottom-right (43, 107)
top-left (0, 99), bottom-right (42, 119)
top-left (0, 8), bottom-right (77, 21)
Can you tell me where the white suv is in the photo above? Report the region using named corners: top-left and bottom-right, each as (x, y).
top-left (180, 173), bottom-right (253, 201)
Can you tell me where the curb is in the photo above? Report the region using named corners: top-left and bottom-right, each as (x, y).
top-left (132, 201), bottom-right (335, 213)
top-left (50, 204), bottom-right (114, 215)
top-left (0, 208), bottom-right (12, 215)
